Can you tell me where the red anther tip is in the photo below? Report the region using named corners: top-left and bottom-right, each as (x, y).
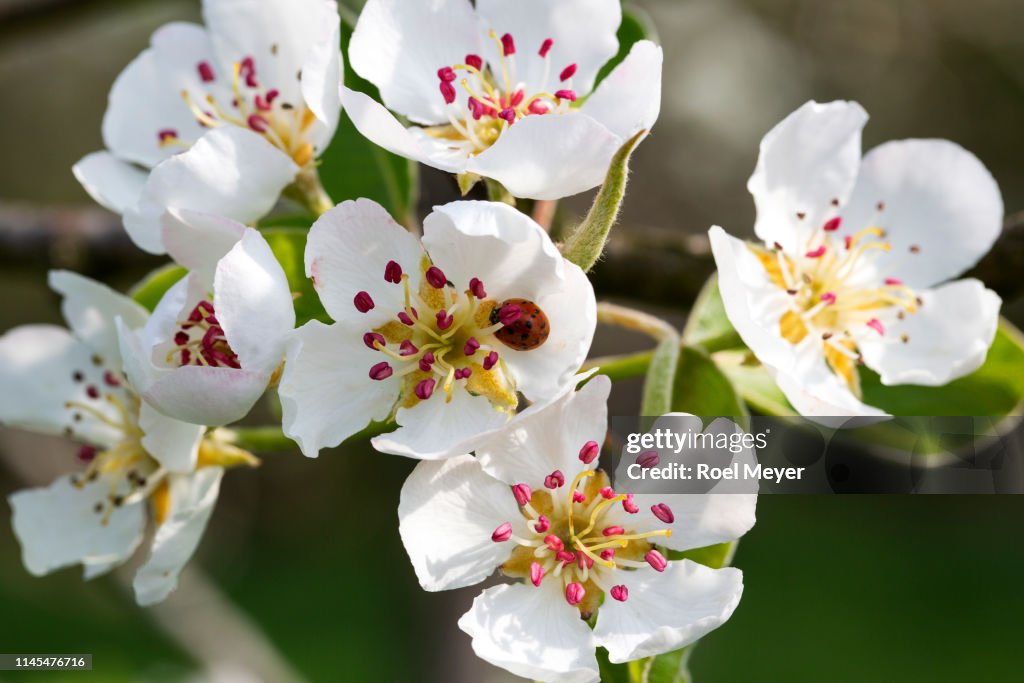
top-left (610, 585), bottom-right (629, 602)
top-left (866, 318), bottom-right (885, 336)
top-left (645, 549), bottom-right (668, 572)
top-left (602, 526), bottom-right (625, 537)
top-left (247, 114), bottom-right (270, 133)
top-left (500, 33), bottom-right (516, 56)
top-left (197, 61), bottom-right (215, 83)
top-left (158, 128), bottom-right (178, 143)
top-left (559, 63), bottom-right (577, 81)
top-left (399, 340), bottom-right (419, 356)
top-left (513, 484), bottom-right (532, 506)
top-left (556, 550), bottom-right (576, 564)
top-left (437, 66), bottom-right (457, 82)
top-left (368, 361), bottom-right (393, 381)
top-left (353, 291), bottom-right (375, 313)
top-left (805, 245), bottom-right (827, 258)
top-left (544, 470), bottom-right (565, 489)
top-left (363, 332), bottom-right (386, 350)
top-left (77, 445), bottom-right (98, 463)
top-left (435, 309), bottom-right (454, 331)
top-left (572, 490), bottom-right (586, 503)
top-left (483, 350), bottom-right (499, 371)
top-left (498, 303), bottom-right (522, 326)
top-left (528, 100), bottom-right (550, 115)
top-left (384, 260), bottom-right (403, 284)
top-left (491, 522), bottom-right (513, 542)
top-left (468, 277), bottom-right (487, 299)
top-left (565, 582), bottom-right (585, 606)
top-left (579, 440), bottom-right (600, 464)
top-left (623, 493), bottom-right (639, 514)
top-left (599, 487), bottom-right (615, 499)
top-left (464, 337), bottom-right (480, 356)
top-left (651, 503), bottom-right (675, 524)
top-left (425, 266), bottom-right (447, 289)
top-left (554, 89), bottom-right (577, 102)
top-left (823, 216), bottom-right (842, 232)
top-left (465, 54), bottom-right (483, 70)
top-left (539, 38), bottom-right (554, 57)
top-left (600, 549), bottom-right (616, 561)
top-left (530, 561), bottom-right (545, 587)
top-left (820, 292), bottom-right (837, 305)
top-left (414, 378), bottom-right (436, 400)
top-left (439, 81), bottom-right (456, 104)
top-left (636, 450), bottom-right (660, 468)
top-left (534, 515), bottom-right (550, 533)
top-left (884, 278), bottom-right (903, 286)
top-left (544, 534), bottom-right (563, 552)
top-left (418, 352), bottom-right (435, 373)
top-left (498, 108), bottom-right (516, 124)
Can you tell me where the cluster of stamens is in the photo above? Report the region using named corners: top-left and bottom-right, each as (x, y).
top-left (158, 52), bottom-right (318, 167)
top-left (64, 359), bottom-right (164, 525)
top-left (755, 199), bottom-right (924, 394)
top-left (167, 300), bottom-right (241, 369)
top-left (429, 31), bottom-right (579, 155)
top-left (491, 441), bottom-right (675, 616)
top-left (355, 260), bottom-right (524, 410)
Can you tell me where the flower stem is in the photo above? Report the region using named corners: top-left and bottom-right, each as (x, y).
top-left (291, 167), bottom-right (335, 217)
top-left (560, 130), bottom-right (646, 272)
top-left (485, 178), bottom-right (516, 205)
top-left (532, 199), bottom-right (558, 232)
top-left (223, 421), bottom-right (394, 454)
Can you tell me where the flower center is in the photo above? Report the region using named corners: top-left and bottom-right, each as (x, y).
top-left (166, 299), bottom-right (241, 369)
top-left (358, 259), bottom-right (549, 412)
top-left (491, 445), bottom-right (674, 618)
top-left (64, 362), bottom-right (164, 525)
top-left (427, 31), bottom-right (579, 155)
top-left (750, 201), bottom-right (922, 396)
top-left (158, 56), bottom-right (318, 167)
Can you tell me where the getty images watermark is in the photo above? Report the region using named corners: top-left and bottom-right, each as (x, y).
top-left (608, 415), bottom-right (1024, 494)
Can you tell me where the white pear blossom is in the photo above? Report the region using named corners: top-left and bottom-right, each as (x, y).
top-left (73, 0), bottom-right (343, 254)
top-left (710, 100), bottom-right (1003, 418)
top-left (118, 211), bottom-right (295, 426)
top-left (398, 377), bottom-right (756, 682)
top-left (343, 0), bottom-right (662, 200)
top-left (0, 271), bottom-right (255, 605)
top-left (278, 198), bottom-right (596, 459)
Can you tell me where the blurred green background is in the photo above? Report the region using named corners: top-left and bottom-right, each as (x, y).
top-left (2, 0), bottom-right (1024, 681)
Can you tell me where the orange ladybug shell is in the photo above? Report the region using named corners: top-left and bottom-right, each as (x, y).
top-left (491, 298), bottom-right (550, 351)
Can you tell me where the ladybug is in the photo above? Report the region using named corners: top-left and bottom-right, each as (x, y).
top-left (490, 298), bottom-right (550, 351)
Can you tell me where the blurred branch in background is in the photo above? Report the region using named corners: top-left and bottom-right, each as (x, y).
top-left (2, 202), bottom-right (1023, 309)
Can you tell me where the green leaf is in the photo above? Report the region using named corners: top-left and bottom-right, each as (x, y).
top-left (316, 24), bottom-right (418, 223)
top-left (669, 541), bottom-right (737, 569)
top-left (595, 4), bottom-right (657, 86)
top-left (561, 130), bottom-right (646, 273)
top-left (129, 263), bottom-right (187, 311)
top-left (682, 275), bottom-right (744, 353)
top-left (671, 346), bottom-right (748, 420)
top-left (261, 228), bottom-right (329, 327)
top-left (641, 332), bottom-right (681, 418)
top-left (860, 320), bottom-right (1024, 416)
top-left (714, 351), bottom-right (793, 416)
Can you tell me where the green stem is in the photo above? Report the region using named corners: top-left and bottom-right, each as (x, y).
top-left (290, 167), bottom-right (335, 217)
top-left (560, 129), bottom-right (646, 272)
top-left (225, 421), bottom-right (393, 454)
top-left (484, 178), bottom-right (515, 205)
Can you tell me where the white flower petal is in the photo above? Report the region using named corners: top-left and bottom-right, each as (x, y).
top-left (48, 270), bottom-right (149, 365)
top-left (72, 152), bottom-right (148, 215)
top-left (628, 493), bottom-right (757, 553)
top-left (203, 0), bottom-right (338, 108)
top-left (143, 365), bottom-right (270, 427)
top-left (9, 475), bottom-right (144, 576)
top-left (305, 198), bottom-right (425, 326)
top-left (124, 127), bottom-right (298, 255)
top-left (458, 582), bottom-right (600, 683)
top-left (338, 87), bottom-right (467, 173)
top-left (372, 386), bottom-right (510, 460)
top-left (708, 226), bottom-right (799, 373)
top-left (138, 402), bottom-right (203, 474)
top-left (0, 325), bottom-right (120, 445)
top-left (594, 561), bottom-right (743, 663)
top-left (134, 467), bottom-right (223, 606)
top-left (467, 113), bottom-right (623, 199)
top-left (475, 0), bottom-right (621, 97)
top-left (398, 455), bottom-right (525, 591)
top-left (773, 358), bottom-right (888, 422)
top-left (475, 375), bottom-right (610, 487)
top-left (423, 201), bottom-right (596, 401)
top-left (348, 0), bottom-right (484, 124)
top-left (214, 228), bottom-right (295, 374)
top-left (841, 139), bottom-right (1004, 289)
top-left (582, 40), bottom-right (662, 140)
top-left (279, 320), bottom-right (400, 457)
top-left (299, 8), bottom-right (344, 149)
top-left (160, 209), bottom-right (246, 280)
top-left (859, 279), bottom-right (1000, 386)
top-left (748, 100), bottom-right (868, 252)
top-left (102, 22), bottom-right (215, 167)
